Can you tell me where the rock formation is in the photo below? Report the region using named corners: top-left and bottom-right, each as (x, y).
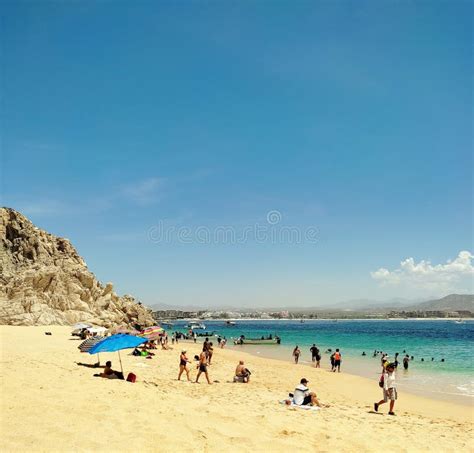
top-left (0, 207), bottom-right (155, 327)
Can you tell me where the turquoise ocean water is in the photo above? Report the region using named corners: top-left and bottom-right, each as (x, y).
top-left (173, 319), bottom-right (473, 404)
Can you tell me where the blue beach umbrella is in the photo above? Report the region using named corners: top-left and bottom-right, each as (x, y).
top-left (88, 334), bottom-right (147, 374)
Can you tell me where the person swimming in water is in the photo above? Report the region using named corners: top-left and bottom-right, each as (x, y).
top-left (403, 355), bottom-right (409, 370)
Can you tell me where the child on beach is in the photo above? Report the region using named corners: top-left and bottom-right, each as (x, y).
top-left (374, 363), bottom-right (397, 415)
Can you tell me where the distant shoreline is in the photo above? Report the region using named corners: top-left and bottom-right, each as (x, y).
top-left (168, 317), bottom-right (474, 322)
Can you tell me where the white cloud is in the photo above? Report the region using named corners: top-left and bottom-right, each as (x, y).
top-left (371, 251), bottom-right (474, 291)
top-left (122, 178), bottom-right (165, 205)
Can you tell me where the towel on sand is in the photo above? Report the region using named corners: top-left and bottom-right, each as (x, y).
top-left (279, 400), bottom-right (320, 411)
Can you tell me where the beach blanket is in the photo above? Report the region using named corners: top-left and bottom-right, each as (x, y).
top-left (279, 400), bottom-right (320, 411)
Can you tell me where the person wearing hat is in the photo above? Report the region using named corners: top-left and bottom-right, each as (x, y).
top-left (291, 378), bottom-right (321, 406)
top-left (374, 362), bottom-right (397, 415)
top-left (177, 350), bottom-right (191, 381)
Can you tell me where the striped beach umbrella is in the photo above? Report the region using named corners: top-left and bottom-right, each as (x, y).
top-left (78, 336), bottom-right (104, 353)
top-left (78, 336), bottom-right (104, 365)
top-left (138, 326), bottom-right (164, 340)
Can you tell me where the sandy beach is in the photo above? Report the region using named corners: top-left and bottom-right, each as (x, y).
top-left (0, 326), bottom-right (472, 452)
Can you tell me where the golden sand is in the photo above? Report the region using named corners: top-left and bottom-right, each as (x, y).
top-left (1, 326), bottom-right (472, 452)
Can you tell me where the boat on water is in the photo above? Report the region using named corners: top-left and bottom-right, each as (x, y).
top-left (159, 320), bottom-right (174, 328)
top-left (226, 321), bottom-right (236, 326)
top-left (234, 335), bottom-right (281, 345)
top-left (454, 319), bottom-right (465, 324)
top-left (185, 321), bottom-right (206, 330)
top-left (193, 330), bottom-right (217, 337)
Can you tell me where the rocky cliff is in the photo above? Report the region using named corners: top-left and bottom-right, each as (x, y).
top-left (0, 207), bottom-right (155, 327)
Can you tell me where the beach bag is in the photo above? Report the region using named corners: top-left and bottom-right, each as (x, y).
top-left (378, 374), bottom-right (384, 388)
top-left (126, 373), bottom-right (137, 383)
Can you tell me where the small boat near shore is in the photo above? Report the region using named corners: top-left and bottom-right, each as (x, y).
top-left (234, 335), bottom-right (281, 345)
top-left (185, 321), bottom-right (206, 330)
top-left (226, 321), bottom-right (236, 326)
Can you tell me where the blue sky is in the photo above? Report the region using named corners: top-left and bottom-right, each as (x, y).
top-left (2, 1), bottom-right (472, 307)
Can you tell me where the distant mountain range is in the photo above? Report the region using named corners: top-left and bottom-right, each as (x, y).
top-left (148, 294), bottom-right (474, 313)
top-left (403, 294), bottom-right (474, 312)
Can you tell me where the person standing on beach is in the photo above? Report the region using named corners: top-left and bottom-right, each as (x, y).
top-left (178, 350), bottom-right (191, 381)
top-left (310, 344), bottom-right (321, 368)
top-left (203, 337), bottom-right (210, 358)
top-left (207, 342), bottom-right (214, 365)
top-left (293, 346), bottom-right (301, 364)
top-left (195, 351), bottom-right (212, 384)
top-left (310, 344), bottom-right (318, 365)
top-left (333, 349), bottom-right (342, 372)
top-left (394, 352), bottom-right (400, 368)
top-left (374, 363), bottom-right (397, 415)
top-left (330, 352), bottom-right (335, 371)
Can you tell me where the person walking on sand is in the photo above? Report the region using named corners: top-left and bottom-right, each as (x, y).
top-left (310, 344), bottom-right (320, 367)
top-left (195, 351), bottom-right (212, 384)
top-left (178, 350), bottom-right (191, 381)
top-left (293, 346), bottom-right (301, 364)
top-left (333, 349), bottom-right (342, 372)
top-left (374, 363), bottom-right (397, 415)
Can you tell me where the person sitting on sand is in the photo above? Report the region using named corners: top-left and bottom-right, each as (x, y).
top-left (178, 350), bottom-right (191, 381)
top-left (293, 346), bottom-right (301, 364)
top-left (374, 362), bottom-right (397, 416)
top-left (96, 361), bottom-right (123, 379)
top-left (286, 378), bottom-right (322, 407)
top-left (195, 351), bottom-right (211, 384)
top-left (234, 360), bottom-right (251, 383)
